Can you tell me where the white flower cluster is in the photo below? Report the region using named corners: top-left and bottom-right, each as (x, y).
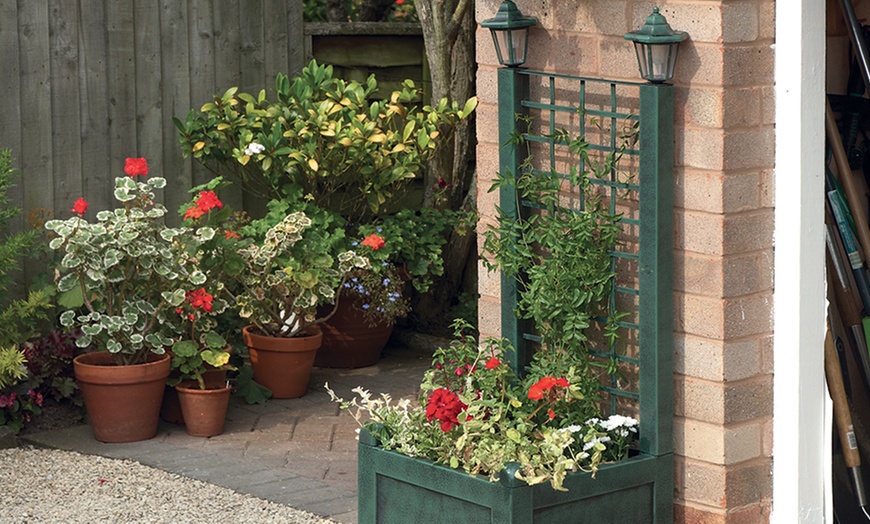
top-left (244, 142), bottom-right (265, 156)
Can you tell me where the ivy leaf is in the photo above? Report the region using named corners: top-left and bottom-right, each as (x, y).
top-left (235, 366), bottom-right (272, 405)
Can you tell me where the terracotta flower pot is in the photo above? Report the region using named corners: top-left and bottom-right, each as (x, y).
top-left (73, 352), bottom-right (171, 443)
top-left (161, 346), bottom-right (232, 425)
top-left (175, 382), bottom-right (232, 437)
top-left (316, 292), bottom-right (394, 369)
top-left (242, 324), bottom-right (322, 399)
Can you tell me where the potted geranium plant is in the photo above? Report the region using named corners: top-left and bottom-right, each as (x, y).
top-left (168, 286), bottom-right (234, 437)
top-left (228, 203), bottom-right (369, 398)
top-left (175, 60), bottom-right (477, 367)
top-left (45, 158), bottom-right (213, 443)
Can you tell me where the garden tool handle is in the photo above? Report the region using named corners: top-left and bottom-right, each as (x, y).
top-left (827, 327), bottom-right (861, 469)
top-left (826, 100), bottom-right (870, 259)
top-left (826, 326), bottom-right (869, 510)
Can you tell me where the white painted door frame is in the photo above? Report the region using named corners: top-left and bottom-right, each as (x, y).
top-left (771, 0), bottom-right (828, 522)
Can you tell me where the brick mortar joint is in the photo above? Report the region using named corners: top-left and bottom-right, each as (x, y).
top-left (675, 371), bottom-right (773, 388)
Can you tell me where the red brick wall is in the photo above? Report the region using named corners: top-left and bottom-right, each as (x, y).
top-left (475, 1), bottom-right (775, 521)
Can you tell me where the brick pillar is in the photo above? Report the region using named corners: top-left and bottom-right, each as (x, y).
top-left (475, 1), bottom-right (776, 521)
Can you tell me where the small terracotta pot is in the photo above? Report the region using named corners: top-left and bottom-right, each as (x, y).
top-left (242, 325), bottom-right (322, 399)
top-left (175, 382), bottom-right (232, 437)
top-left (161, 346), bottom-right (232, 425)
top-left (73, 352), bottom-right (171, 443)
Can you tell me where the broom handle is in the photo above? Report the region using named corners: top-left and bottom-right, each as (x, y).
top-left (826, 99), bottom-right (870, 257)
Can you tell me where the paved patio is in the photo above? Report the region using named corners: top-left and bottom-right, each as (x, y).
top-left (21, 331), bottom-right (438, 524)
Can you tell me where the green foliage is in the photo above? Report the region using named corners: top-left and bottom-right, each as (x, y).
top-left (45, 167), bottom-right (215, 366)
top-left (328, 319), bottom-right (638, 491)
top-left (21, 329), bottom-right (81, 404)
top-left (303, 0), bottom-right (418, 22)
top-left (169, 332), bottom-right (232, 390)
top-left (175, 60), bottom-right (475, 224)
top-left (482, 121), bottom-right (633, 369)
top-left (0, 346), bottom-right (27, 389)
top-left (231, 210), bottom-right (369, 337)
top-left (0, 388), bottom-right (43, 434)
top-left (235, 365), bottom-right (272, 404)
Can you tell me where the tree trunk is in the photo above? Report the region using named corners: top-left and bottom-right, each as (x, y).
top-left (413, 0), bottom-right (477, 329)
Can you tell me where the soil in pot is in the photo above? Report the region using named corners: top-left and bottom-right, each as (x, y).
top-left (243, 324), bottom-right (322, 399)
top-left (73, 352), bottom-right (171, 443)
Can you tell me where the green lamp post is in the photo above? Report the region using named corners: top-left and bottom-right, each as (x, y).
top-left (482, 1), bottom-right (537, 67)
top-left (624, 7), bottom-right (688, 83)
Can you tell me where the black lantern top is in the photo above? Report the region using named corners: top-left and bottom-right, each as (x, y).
top-left (624, 7), bottom-right (687, 46)
top-left (481, 1), bottom-right (537, 32)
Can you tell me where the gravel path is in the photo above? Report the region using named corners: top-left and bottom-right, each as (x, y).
top-left (0, 447), bottom-right (337, 524)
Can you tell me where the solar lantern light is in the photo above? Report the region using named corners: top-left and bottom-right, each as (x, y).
top-left (482, 1), bottom-right (537, 68)
top-left (624, 7), bottom-right (688, 83)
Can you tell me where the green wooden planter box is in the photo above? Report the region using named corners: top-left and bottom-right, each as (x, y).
top-left (355, 72), bottom-right (676, 524)
top-left (358, 428), bottom-right (673, 523)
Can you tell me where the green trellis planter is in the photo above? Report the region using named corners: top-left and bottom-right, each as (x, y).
top-left (358, 429), bottom-right (673, 523)
top-left (357, 70), bottom-right (675, 523)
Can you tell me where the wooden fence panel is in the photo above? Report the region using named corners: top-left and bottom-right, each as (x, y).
top-left (3, 0), bottom-right (305, 234)
top-left (0, 1), bottom-right (23, 233)
top-left (79, 0), bottom-right (112, 213)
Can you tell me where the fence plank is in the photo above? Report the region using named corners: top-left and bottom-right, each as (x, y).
top-left (49, 0), bottom-right (83, 214)
top-left (79, 0), bottom-right (112, 212)
top-left (212, 0), bottom-right (244, 210)
top-left (264, 0), bottom-right (289, 82)
top-left (239, 0), bottom-right (266, 95)
top-left (0, 0), bottom-right (24, 233)
top-left (160, 0), bottom-right (192, 224)
top-left (134, 0), bottom-right (164, 187)
top-left (188, 0), bottom-right (216, 189)
top-left (106, 0), bottom-right (137, 181)
top-left (288, 0), bottom-right (305, 77)
top-left (17, 2), bottom-right (54, 216)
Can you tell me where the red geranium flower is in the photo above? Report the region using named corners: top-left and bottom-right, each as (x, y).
top-left (195, 190), bottom-right (223, 212)
top-left (124, 157), bottom-right (149, 177)
top-left (361, 234), bottom-right (385, 250)
top-left (527, 376), bottom-right (569, 401)
top-left (426, 387), bottom-right (467, 432)
top-left (362, 233), bottom-right (386, 251)
top-left (184, 190), bottom-right (223, 221)
top-left (485, 357), bottom-right (500, 370)
top-left (71, 197), bottom-right (88, 216)
top-left (185, 288), bottom-right (214, 312)
top-left (224, 230), bottom-right (240, 240)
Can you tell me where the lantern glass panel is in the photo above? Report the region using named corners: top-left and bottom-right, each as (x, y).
top-left (492, 28), bottom-right (528, 67)
top-left (634, 42), bottom-right (678, 83)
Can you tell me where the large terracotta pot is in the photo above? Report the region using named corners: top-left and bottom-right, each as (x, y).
top-left (175, 382), bottom-right (232, 437)
top-left (242, 325), bottom-right (322, 399)
top-left (315, 291), bottom-right (394, 369)
top-left (73, 352), bottom-right (171, 443)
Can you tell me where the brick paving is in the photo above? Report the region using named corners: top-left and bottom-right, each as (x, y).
top-left (21, 333), bottom-right (436, 524)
